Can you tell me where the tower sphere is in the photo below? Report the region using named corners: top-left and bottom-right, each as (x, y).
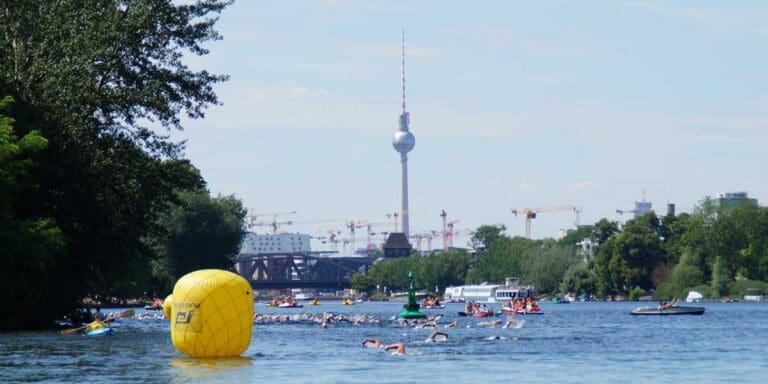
top-left (392, 130), bottom-right (415, 154)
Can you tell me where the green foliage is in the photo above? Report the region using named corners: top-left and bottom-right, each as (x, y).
top-left (0, 97), bottom-right (64, 329)
top-left (711, 255), bottom-right (730, 299)
top-left (670, 264), bottom-right (704, 291)
top-left (559, 263), bottom-right (594, 295)
top-left (367, 250), bottom-right (470, 293)
top-left (728, 279), bottom-right (768, 299)
top-left (522, 245), bottom-right (581, 295)
top-left (349, 274), bottom-right (375, 295)
top-left (592, 218), bottom-right (619, 247)
top-left (469, 224), bottom-right (506, 251)
top-left (557, 225), bottom-right (593, 249)
top-left (0, 1), bottom-right (232, 328)
top-left (466, 236), bottom-right (534, 283)
top-left (628, 286), bottom-right (644, 301)
top-left (149, 191), bottom-right (246, 294)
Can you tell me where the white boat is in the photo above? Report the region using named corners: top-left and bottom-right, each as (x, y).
top-left (443, 278), bottom-right (534, 304)
top-left (685, 290), bottom-right (703, 303)
top-left (294, 293), bottom-right (314, 301)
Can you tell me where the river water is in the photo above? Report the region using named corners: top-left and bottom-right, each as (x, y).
top-left (1, 301), bottom-right (767, 383)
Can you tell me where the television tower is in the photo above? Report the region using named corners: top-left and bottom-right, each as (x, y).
top-left (392, 30), bottom-right (415, 237)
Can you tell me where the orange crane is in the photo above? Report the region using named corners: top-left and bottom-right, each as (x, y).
top-left (511, 205), bottom-right (575, 239)
top-left (247, 210), bottom-right (297, 234)
top-left (358, 221), bottom-right (391, 252)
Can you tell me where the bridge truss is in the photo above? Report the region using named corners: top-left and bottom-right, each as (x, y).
top-left (234, 252), bottom-right (376, 289)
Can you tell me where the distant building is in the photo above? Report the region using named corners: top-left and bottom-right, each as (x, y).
top-left (239, 232), bottom-right (311, 254)
top-left (712, 191), bottom-right (758, 209)
top-left (634, 201), bottom-right (652, 218)
top-left (382, 232), bottom-right (412, 258)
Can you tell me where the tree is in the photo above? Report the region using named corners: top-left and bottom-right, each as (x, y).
top-left (469, 224), bottom-right (506, 251)
top-left (349, 274), bottom-right (375, 296)
top-left (593, 217), bottom-right (665, 297)
top-left (0, 1), bottom-right (232, 326)
top-left (150, 191), bottom-right (246, 294)
top-left (466, 236), bottom-right (534, 284)
top-left (522, 245), bottom-right (580, 294)
top-left (592, 218), bottom-right (619, 248)
top-left (0, 97), bottom-right (64, 329)
top-left (559, 263), bottom-right (595, 296)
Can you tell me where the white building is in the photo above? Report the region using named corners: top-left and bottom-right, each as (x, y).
top-left (239, 232), bottom-right (311, 254)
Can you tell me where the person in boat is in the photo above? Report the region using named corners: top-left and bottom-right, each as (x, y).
top-left (94, 308), bottom-right (106, 321)
top-left (384, 342), bottom-right (406, 355)
top-left (85, 312), bottom-right (109, 333)
top-left (658, 300), bottom-right (668, 310)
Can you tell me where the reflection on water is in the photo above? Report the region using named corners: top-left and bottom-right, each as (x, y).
top-left (169, 356), bottom-right (252, 381)
top-left (1, 302), bottom-right (768, 383)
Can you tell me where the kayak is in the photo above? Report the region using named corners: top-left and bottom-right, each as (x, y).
top-left (277, 302), bottom-right (303, 308)
top-left (630, 306), bottom-right (705, 315)
top-left (86, 327), bottom-right (114, 336)
top-left (423, 305), bottom-right (445, 309)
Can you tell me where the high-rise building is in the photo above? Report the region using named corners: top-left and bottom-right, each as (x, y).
top-left (392, 31), bottom-right (415, 237)
top-left (712, 191), bottom-right (758, 209)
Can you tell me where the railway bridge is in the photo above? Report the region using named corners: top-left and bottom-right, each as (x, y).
top-left (234, 252), bottom-right (377, 290)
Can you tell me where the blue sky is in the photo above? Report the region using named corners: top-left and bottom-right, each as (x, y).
top-left (174, 0), bottom-right (768, 249)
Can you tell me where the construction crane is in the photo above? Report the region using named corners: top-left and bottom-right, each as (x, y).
top-left (436, 209), bottom-right (460, 251)
top-left (511, 205), bottom-right (575, 239)
top-left (410, 232), bottom-right (437, 253)
top-left (385, 209), bottom-right (427, 233)
top-left (247, 210), bottom-right (297, 234)
top-left (322, 229), bottom-right (341, 252)
top-left (358, 222), bottom-right (391, 252)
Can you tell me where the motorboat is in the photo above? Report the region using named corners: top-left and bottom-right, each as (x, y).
top-left (630, 306), bottom-right (704, 315)
top-left (500, 305), bottom-right (543, 315)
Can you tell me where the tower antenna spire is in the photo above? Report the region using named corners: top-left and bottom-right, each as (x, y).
top-left (401, 29), bottom-right (406, 114)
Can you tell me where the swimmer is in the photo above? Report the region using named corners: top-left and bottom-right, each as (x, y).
top-left (425, 331), bottom-right (449, 343)
top-left (445, 320), bottom-right (458, 329)
top-left (502, 319), bottom-right (518, 329)
top-left (384, 342), bottom-right (406, 355)
top-left (485, 335), bottom-right (505, 341)
top-left (362, 338), bottom-right (383, 348)
top-left (478, 319), bottom-right (501, 328)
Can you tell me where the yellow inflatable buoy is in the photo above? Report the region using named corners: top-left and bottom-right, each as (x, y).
top-left (165, 269), bottom-right (253, 358)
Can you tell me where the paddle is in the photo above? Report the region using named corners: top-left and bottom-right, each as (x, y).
top-left (61, 309), bottom-right (135, 335)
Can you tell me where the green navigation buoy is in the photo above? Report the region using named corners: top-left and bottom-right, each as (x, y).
top-left (398, 270), bottom-right (426, 319)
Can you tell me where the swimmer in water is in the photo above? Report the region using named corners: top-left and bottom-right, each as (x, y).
top-left (503, 319), bottom-right (519, 329)
top-left (362, 338), bottom-right (383, 348)
top-left (425, 331), bottom-right (449, 343)
top-left (384, 342), bottom-right (406, 355)
top-left (445, 320), bottom-right (458, 329)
